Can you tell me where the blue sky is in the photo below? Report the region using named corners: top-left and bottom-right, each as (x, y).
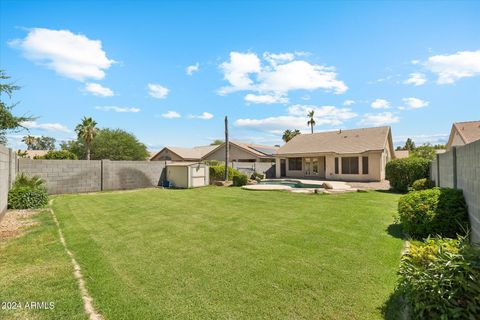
top-left (1, 0), bottom-right (479, 150)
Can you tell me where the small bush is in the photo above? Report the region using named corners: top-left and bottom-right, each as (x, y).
top-left (35, 150), bottom-right (78, 160)
top-left (398, 237), bottom-right (480, 319)
top-left (398, 187), bottom-right (469, 238)
top-left (233, 174), bottom-right (248, 186)
top-left (409, 178), bottom-right (435, 191)
top-left (251, 172), bottom-right (265, 180)
top-left (8, 186), bottom-right (48, 209)
top-left (386, 157), bottom-right (430, 193)
top-left (13, 173), bottom-right (46, 189)
top-left (209, 165), bottom-right (241, 181)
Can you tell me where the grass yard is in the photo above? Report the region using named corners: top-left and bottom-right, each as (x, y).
top-left (1, 187), bottom-right (403, 319)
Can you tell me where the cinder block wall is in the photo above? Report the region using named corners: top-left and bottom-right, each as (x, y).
top-left (431, 140), bottom-right (480, 243)
top-left (0, 145), bottom-right (11, 216)
top-left (456, 141), bottom-right (480, 243)
top-left (102, 160), bottom-right (166, 191)
top-left (18, 159), bottom-right (102, 194)
top-left (438, 151), bottom-right (455, 188)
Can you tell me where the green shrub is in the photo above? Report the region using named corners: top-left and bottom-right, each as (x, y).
top-left (251, 172), bottom-right (265, 180)
top-left (209, 165), bottom-right (241, 181)
top-left (398, 188), bottom-right (469, 238)
top-left (8, 186), bottom-right (48, 209)
top-left (34, 150), bottom-right (78, 160)
top-left (386, 157), bottom-right (430, 192)
top-left (233, 174), bottom-right (248, 186)
top-left (13, 173), bottom-right (46, 189)
top-left (409, 178), bottom-right (435, 191)
top-left (398, 237), bottom-right (480, 319)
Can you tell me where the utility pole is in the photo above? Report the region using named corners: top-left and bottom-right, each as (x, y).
top-left (224, 116), bottom-right (229, 181)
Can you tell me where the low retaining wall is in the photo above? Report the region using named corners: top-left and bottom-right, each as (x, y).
top-left (431, 140), bottom-right (480, 243)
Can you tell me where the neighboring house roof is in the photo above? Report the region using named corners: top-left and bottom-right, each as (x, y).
top-left (17, 150), bottom-right (48, 159)
top-left (447, 120), bottom-right (480, 147)
top-left (202, 141), bottom-right (279, 160)
top-left (276, 126), bottom-right (394, 156)
top-left (394, 150), bottom-right (410, 159)
top-left (151, 145), bottom-right (218, 161)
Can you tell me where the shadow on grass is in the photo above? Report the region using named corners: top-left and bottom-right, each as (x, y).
top-left (387, 223), bottom-right (404, 239)
top-left (380, 290), bottom-right (406, 320)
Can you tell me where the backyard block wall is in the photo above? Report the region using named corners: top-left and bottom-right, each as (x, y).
top-left (430, 140), bottom-right (480, 243)
top-left (17, 159), bottom-right (167, 194)
top-left (18, 159), bottom-right (102, 194)
top-left (102, 160), bottom-right (166, 191)
top-left (0, 145), bottom-right (14, 217)
top-left (231, 161), bottom-right (276, 178)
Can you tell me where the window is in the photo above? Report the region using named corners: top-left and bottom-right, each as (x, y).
top-left (334, 157), bottom-right (339, 174)
top-left (362, 156), bottom-right (369, 174)
top-left (341, 157), bottom-right (359, 174)
top-left (288, 158), bottom-right (302, 171)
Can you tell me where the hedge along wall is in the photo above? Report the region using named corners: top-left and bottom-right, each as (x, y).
top-left (17, 159), bottom-right (167, 195)
top-left (0, 145), bottom-right (17, 216)
top-left (431, 139), bottom-right (480, 243)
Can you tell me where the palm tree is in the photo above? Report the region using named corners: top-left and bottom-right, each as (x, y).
top-left (307, 110), bottom-right (316, 134)
top-left (282, 129), bottom-right (301, 142)
top-left (75, 117), bottom-right (98, 160)
top-left (22, 135), bottom-right (36, 150)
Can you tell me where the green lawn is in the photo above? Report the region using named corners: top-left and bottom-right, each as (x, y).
top-left (1, 187), bottom-right (403, 319)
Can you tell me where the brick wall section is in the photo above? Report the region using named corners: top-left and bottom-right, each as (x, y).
top-left (0, 145), bottom-right (10, 216)
top-left (431, 140), bottom-right (480, 243)
top-left (102, 160), bottom-right (166, 191)
top-left (18, 159), bottom-right (102, 194)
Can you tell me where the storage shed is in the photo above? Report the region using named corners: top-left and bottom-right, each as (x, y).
top-left (165, 162), bottom-right (209, 188)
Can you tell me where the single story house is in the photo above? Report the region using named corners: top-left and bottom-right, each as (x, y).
top-left (17, 150), bottom-right (48, 159)
top-left (150, 145), bottom-right (218, 161)
top-left (202, 141), bottom-right (277, 163)
top-left (446, 120), bottom-right (480, 150)
top-left (275, 126), bottom-right (395, 182)
top-left (394, 150), bottom-right (410, 159)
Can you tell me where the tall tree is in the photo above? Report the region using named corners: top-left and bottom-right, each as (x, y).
top-left (0, 70), bottom-right (34, 145)
top-left (404, 138), bottom-right (416, 151)
top-left (307, 110), bottom-right (316, 134)
top-left (75, 117), bottom-right (98, 160)
top-left (282, 129), bottom-right (301, 142)
top-left (22, 135), bottom-right (36, 150)
top-left (210, 139), bottom-right (223, 145)
top-left (35, 136), bottom-right (56, 150)
top-left (90, 129), bottom-right (149, 160)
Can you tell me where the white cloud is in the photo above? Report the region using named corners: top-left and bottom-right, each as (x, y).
top-left (343, 99), bottom-right (355, 106)
top-left (10, 28), bottom-right (114, 81)
top-left (218, 51), bottom-right (347, 101)
top-left (244, 94), bottom-right (288, 104)
top-left (404, 73), bottom-right (427, 86)
top-left (425, 50), bottom-right (480, 84)
top-left (371, 99), bottom-right (391, 109)
top-left (85, 83), bottom-right (114, 97)
top-left (95, 106), bottom-right (140, 113)
top-left (235, 104), bottom-right (357, 131)
top-left (411, 60), bottom-right (420, 65)
top-left (219, 52), bottom-right (261, 94)
top-left (20, 121), bottom-right (71, 132)
top-left (148, 83), bottom-right (169, 99)
top-left (161, 111), bottom-right (181, 119)
top-left (186, 63), bottom-right (199, 75)
top-left (399, 97), bottom-right (429, 110)
top-left (189, 112), bottom-right (214, 120)
top-left (358, 112), bottom-right (399, 126)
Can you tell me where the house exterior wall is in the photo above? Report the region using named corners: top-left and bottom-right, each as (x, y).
top-left (277, 151), bottom-right (386, 181)
top-left (449, 130), bottom-right (465, 149)
top-left (204, 144), bottom-right (269, 162)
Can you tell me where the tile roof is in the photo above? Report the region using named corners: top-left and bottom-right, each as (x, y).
top-left (276, 126), bottom-right (392, 155)
top-left (453, 121), bottom-right (480, 144)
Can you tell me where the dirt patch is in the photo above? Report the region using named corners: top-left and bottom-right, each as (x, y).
top-left (0, 209), bottom-right (39, 240)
